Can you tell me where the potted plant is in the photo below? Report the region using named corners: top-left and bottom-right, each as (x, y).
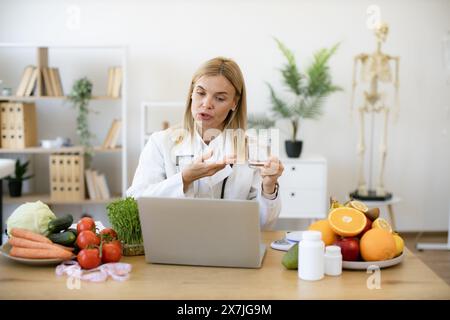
top-left (68, 77), bottom-right (95, 167)
top-left (267, 38), bottom-right (342, 157)
top-left (5, 159), bottom-right (34, 197)
top-left (107, 197), bottom-right (144, 256)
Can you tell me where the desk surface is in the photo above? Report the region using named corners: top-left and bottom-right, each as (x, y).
top-left (0, 231), bottom-right (449, 300)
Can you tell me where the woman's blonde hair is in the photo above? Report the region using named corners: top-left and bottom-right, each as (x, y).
top-left (182, 57), bottom-right (247, 138)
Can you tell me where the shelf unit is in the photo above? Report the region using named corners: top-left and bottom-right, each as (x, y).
top-left (0, 43), bottom-right (128, 205)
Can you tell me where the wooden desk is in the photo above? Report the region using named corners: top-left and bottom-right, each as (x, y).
top-left (0, 232), bottom-right (449, 299)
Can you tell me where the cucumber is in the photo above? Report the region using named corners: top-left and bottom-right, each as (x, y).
top-left (48, 214), bottom-right (74, 234)
top-left (48, 231), bottom-right (77, 246)
top-left (66, 228), bottom-right (78, 237)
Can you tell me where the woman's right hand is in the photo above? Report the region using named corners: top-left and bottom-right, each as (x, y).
top-left (182, 150), bottom-right (235, 192)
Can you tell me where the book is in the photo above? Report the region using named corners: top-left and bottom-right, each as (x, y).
top-left (15, 66), bottom-right (34, 96)
top-left (111, 67), bottom-right (122, 98)
top-left (102, 119), bottom-right (121, 149)
top-left (54, 68), bottom-right (64, 96)
top-left (92, 171), bottom-right (103, 200)
top-left (24, 68), bottom-right (38, 96)
top-left (42, 67), bottom-right (54, 96)
top-left (107, 119), bottom-right (121, 148)
top-left (85, 169), bottom-right (97, 200)
top-left (107, 67), bottom-right (115, 97)
top-left (48, 68), bottom-right (58, 96)
top-left (97, 173), bottom-right (111, 200)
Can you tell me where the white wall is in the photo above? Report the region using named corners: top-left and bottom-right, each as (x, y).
top-left (0, 0), bottom-right (449, 231)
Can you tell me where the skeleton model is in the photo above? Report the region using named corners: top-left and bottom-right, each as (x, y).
top-left (350, 22), bottom-right (400, 200)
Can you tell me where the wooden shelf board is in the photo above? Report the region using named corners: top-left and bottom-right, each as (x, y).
top-left (3, 194), bottom-right (122, 205)
top-left (0, 146), bottom-right (122, 154)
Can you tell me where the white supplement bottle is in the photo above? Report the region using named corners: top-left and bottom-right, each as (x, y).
top-left (298, 230), bottom-right (324, 281)
top-left (324, 245), bottom-right (342, 276)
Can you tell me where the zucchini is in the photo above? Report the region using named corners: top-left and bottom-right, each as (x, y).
top-left (48, 214), bottom-right (73, 234)
top-left (48, 230), bottom-right (77, 246)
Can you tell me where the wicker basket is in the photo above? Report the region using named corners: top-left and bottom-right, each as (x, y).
top-left (122, 243), bottom-right (145, 256)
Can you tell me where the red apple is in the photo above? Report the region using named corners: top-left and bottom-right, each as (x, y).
top-left (358, 219), bottom-right (373, 238)
top-left (334, 237), bottom-right (360, 261)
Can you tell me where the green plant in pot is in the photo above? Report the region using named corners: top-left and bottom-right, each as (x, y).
top-left (68, 77), bottom-right (95, 168)
top-left (5, 159), bottom-right (34, 197)
top-left (267, 38), bottom-right (342, 158)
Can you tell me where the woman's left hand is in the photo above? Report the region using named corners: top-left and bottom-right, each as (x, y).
top-left (259, 156), bottom-right (284, 194)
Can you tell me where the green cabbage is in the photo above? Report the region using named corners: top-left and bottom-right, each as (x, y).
top-left (6, 201), bottom-right (56, 236)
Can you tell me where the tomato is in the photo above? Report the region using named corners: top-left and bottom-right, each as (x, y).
top-left (77, 217), bottom-right (96, 233)
top-left (77, 248), bottom-right (101, 269)
top-left (101, 242), bottom-right (122, 263)
top-left (76, 230), bottom-right (100, 249)
top-left (100, 228), bottom-right (118, 240)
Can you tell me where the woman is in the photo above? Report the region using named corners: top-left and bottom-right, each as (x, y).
top-left (127, 57), bottom-right (284, 229)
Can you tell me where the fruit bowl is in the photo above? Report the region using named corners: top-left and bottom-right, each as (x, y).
top-left (343, 252), bottom-right (405, 270)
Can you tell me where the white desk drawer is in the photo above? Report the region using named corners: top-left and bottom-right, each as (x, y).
top-left (279, 187), bottom-right (327, 219)
top-left (279, 163), bottom-right (326, 189)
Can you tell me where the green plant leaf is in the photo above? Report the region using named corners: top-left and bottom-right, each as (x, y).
top-left (274, 37), bottom-right (303, 95)
top-left (107, 197), bottom-right (143, 245)
top-left (68, 77), bottom-right (95, 167)
top-left (267, 83), bottom-right (293, 119)
top-left (247, 113), bottom-right (276, 129)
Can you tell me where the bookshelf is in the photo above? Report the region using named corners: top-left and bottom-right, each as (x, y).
top-left (0, 44), bottom-right (128, 205)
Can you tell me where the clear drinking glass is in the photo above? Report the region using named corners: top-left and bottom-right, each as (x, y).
top-left (247, 129), bottom-right (271, 168)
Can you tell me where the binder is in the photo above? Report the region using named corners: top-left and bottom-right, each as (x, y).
top-left (64, 155), bottom-right (73, 200)
top-left (14, 103), bottom-right (24, 149)
top-left (7, 103), bottom-right (15, 149)
top-left (50, 154), bottom-right (61, 201)
top-left (72, 154), bottom-right (84, 200)
top-left (1, 103), bottom-right (9, 148)
top-left (23, 103), bottom-right (37, 148)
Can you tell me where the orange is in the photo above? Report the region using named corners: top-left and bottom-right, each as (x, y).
top-left (328, 207), bottom-right (368, 237)
top-left (308, 219), bottom-right (337, 246)
top-left (372, 218), bottom-right (393, 233)
top-left (360, 228), bottom-right (397, 261)
top-left (347, 200), bottom-right (368, 213)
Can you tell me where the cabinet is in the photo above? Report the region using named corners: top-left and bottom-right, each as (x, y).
top-left (277, 155), bottom-right (327, 222)
top-left (0, 44), bottom-right (128, 205)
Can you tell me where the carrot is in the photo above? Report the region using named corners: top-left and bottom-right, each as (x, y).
top-left (10, 246), bottom-right (74, 260)
top-left (8, 236), bottom-right (73, 252)
top-left (10, 228), bottom-right (52, 244)
top-left (53, 244), bottom-right (75, 252)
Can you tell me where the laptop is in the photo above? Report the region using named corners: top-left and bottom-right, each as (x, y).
top-left (137, 197), bottom-right (266, 268)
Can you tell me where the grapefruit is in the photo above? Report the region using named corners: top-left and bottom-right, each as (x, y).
top-left (360, 228), bottom-right (397, 261)
top-left (328, 207), bottom-right (368, 237)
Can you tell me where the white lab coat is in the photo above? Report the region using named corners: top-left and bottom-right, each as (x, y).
top-left (127, 127), bottom-right (281, 230)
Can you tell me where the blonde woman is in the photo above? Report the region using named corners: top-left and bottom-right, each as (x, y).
top-left (127, 57), bottom-right (284, 229)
